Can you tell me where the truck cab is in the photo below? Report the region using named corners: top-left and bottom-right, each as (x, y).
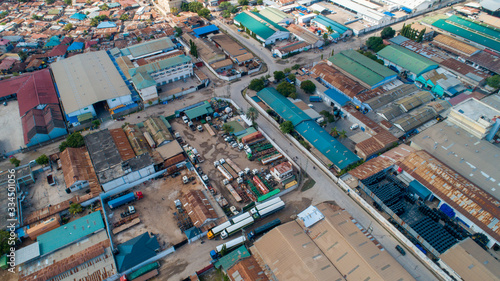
top-left (182, 176), bottom-right (189, 184)
top-left (197, 125), bottom-right (203, 132)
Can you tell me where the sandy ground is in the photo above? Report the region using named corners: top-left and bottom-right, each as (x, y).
top-left (170, 117), bottom-right (272, 210)
top-left (110, 168), bottom-right (203, 247)
top-left (0, 100), bottom-right (24, 154)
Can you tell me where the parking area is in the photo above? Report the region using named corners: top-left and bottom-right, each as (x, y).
top-left (0, 100), bottom-right (24, 154)
top-left (108, 168), bottom-right (204, 247)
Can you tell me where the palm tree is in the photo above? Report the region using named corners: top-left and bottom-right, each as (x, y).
top-left (246, 107), bottom-right (259, 127)
top-left (222, 123), bottom-right (234, 134)
top-left (338, 130), bottom-right (347, 140)
top-left (330, 127), bottom-right (339, 137)
top-left (322, 33), bottom-right (328, 42)
top-left (326, 26), bottom-right (334, 34)
top-left (69, 203), bottom-right (83, 215)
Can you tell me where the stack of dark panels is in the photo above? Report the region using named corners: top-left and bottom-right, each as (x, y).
top-left (411, 217), bottom-right (457, 253)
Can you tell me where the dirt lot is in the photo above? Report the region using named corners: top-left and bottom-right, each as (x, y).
top-left (0, 100), bottom-right (24, 154)
top-left (170, 117), bottom-right (277, 211)
top-left (109, 168), bottom-right (204, 247)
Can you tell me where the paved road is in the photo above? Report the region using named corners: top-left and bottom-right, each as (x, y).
top-left (210, 27), bottom-right (439, 280)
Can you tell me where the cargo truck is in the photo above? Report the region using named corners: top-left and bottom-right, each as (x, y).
top-left (210, 236), bottom-right (246, 260)
top-left (220, 216), bottom-right (255, 239)
top-left (225, 158), bottom-right (241, 173)
top-left (207, 221), bottom-right (233, 239)
top-left (121, 262), bottom-right (159, 281)
top-left (252, 201), bottom-right (285, 219)
top-left (108, 192), bottom-right (143, 209)
top-left (220, 159), bottom-right (238, 179)
top-left (309, 96), bottom-right (322, 102)
top-left (241, 132), bottom-right (263, 144)
top-left (226, 183), bottom-right (242, 202)
top-left (247, 219), bottom-right (281, 240)
top-left (250, 198), bottom-right (282, 215)
top-left (261, 153), bottom-right (283, 165)
top-left (253, 176), bottom-right (269, 195)
top-left (217, 165), bottom-right (233, 181)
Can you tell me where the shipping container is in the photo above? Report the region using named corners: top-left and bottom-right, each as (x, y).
top-left (309, 96), bottom-right (322, 102)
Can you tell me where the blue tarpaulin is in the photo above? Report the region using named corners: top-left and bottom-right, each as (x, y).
top-left (384, 11), bottom-right (395, 17)
top-left (401, 7), bottom-right (412, 13)
top-left (324, 88), bottom-right (350, 106)
top-left (193, 25), bottom-right (219, 37)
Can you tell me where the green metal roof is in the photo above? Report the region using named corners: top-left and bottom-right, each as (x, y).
top-left (234, 11), bottom-right (288, 40)
top-left (214, 245), bottom-right (250, 271)
top-left (77, 112), bottom-right (94, 122)
top-left (328, 50), bottom-right (396, 87)
top-left (37, 212), bottom-right (104, 256)
top-left (128, 55), bottom-right (192, 77)
top-left (256, 88), bottom-right (311, 126)
top-left (295, 120), bottom-right (359, 170)
top-left (259, 7), bottom-right (289, 24)
top-left (432, 15), bottom-right (500, 52)
top-left (184, 101), bottom-right (214, 120)
top-left (115, 232), bottom-right (160, 272)
top-left (120, 37), bottom-right (175, 58)
top-left (377, 45), bottom-right (438, 76)
top-left (131, 71), bottom-right (156, 90)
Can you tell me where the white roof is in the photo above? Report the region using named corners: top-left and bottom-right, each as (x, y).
top-left (15, 242), bottom-right (40, 266)
top-left (310, 3), bottom-right (327, 13)
top-left (298, 205), bottom-right (324, 228)
top-left (331, 0), bottom-right (387, 21)
top-left (51, 50), bottom-right (132, 114)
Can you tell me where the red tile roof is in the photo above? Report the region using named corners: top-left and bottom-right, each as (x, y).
top-left (0, 57), bottom-right (16, 70)
top-left (0, 68), bottom-right (59, 116)
top-left (47, 44), bottom-right (68, 57)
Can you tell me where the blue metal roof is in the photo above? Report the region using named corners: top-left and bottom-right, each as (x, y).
top-left (193, 24), bottom-right (219, 36)
top-left (388, 35), bottom-right (409, 45)
top-left (313, 15), bottom-right (350, 34)
top-left (70, 12), bottom-right (86, 20)
top-left (324, 88), bottom-right (350, 106)
top-left (97, 21), bottom-right (117, 29)
top-left (384, 11), bottom-right (395, 17)
top-left (401, 7), bottom-right (412, 13)
top-left (67, 41), bottom-right (84, 52)
top-left (295, 120), bottom-right (359, 170)
top-left (256, 88), bottom-right (311, 126)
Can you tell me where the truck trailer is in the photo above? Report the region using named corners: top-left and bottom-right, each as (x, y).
top-left (217, 165), bottom-right (233, 181)
top-left (210, 235), bottom-right (247, 259)
top-left (207, 221), bottom-right (233, 239)
top-left (253, 201), bottom-right (285, 219)
top-left (247, 219), bottom-right (281, 240)
top-left (220, 216), bottom-right (255, 239)
top-left (226, 184), bottom-right (242, 202)
top-left (108, 192), bottom-right (143, 209)
top-left (221, 159), bottom-right (238, 179)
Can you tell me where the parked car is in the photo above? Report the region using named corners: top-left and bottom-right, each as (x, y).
top-left (182, 116), bottom-right (189, 123)
top-left (350, 123), bottom-right (359, 130)
top-left (395, 245), bottom-right (406, 256)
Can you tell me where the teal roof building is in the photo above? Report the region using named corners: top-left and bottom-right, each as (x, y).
top-left (256, 88), bottom-right (360, 170)
top-left (377, 45), bottom-right (438, 78)
top-left (311, 15), bottom-right (352, 39)
top-left (37, 212), bottom-right (105, 256)
top-left (115, 232), bottom-right (160, 272)
top-left (129, 55), bottom-right (192, 90)
top-left (184, 100), bottom-right (214, 120)
top-left (328, 50), bottom-right (397, 89)
top-left (234, 11), bottom-right (289, 45)
top-left (432, 15), bottom-right (500, 52)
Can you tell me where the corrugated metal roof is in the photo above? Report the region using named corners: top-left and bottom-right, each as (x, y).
top-left (60, 147), bottom-right (100, 192)
top-left (259, 7), bottom-right (290, 24)
top-left (109, 128), bottom-right (135, 161)
top-left (432, 34), bottom-right (479, 56)
top-left (234, 11), bottom-right (288, 40)
top-left (257, 87), bottom-right (311, 126)
top-left (377, 45), bottom-right (438, 76)
top-left (311, 62), bottom-right (366, 99)
top-left (120, 37), bottom-right (175, 58)
top-left (328, 50), bottom-right (396, 87)
top-left (297, 205), bottom-right (324, 227)
top-left (193, 24), bottom-right (219, 36)
top-left (398, 150), bottom-right (500, 243)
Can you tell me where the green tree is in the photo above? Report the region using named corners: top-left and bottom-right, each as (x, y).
top-left (175, 26), bottom-right (182, 36)
top-left (280, 121), bottom-right (294, 134)
top-left (380, 27), bottom-right (395, 39)
top-left (249, 78), bottom-right (265, 91)
top-left (276, 81), bottom-right (295, 97)
top-left (137, 37), bottom-right (142, 42)
top-left (284, 67), bottom-right (291, 74)
top-left (238, 0), bottom-right (249, 5)
top-left (63, 23), bottom-right (73, 31)
top-left (322, 33), bottom-right (328, 42)
top-left (198, 8), bottom-right (211, 19)
top-left (289, 92), bottom-right (298, 99)
top-left (273, 70), bottom-right (285, 81)
top-left (331, 48), bottom-right (334, 57)
top-left (330, 127), bottom-right (339, 137)
top-left (299, 140), bottom-right (311, 150)
top-left (188, 2), bottom-right (203, 12)
top-left (0, 230), bottom-right (13, 256)
top-left (222, 10), bottom-right (231, 18)
top-left (366, 36), bottom-right (383, 51)
top-left (338, 130), bottom-right (347, 140)
top-left (92, 120), bottom-right (101, 128)
top-left (32, 15), bottom-right (42, 20)
top-left (120, 14), bottom-right (129, 21)
top-left (222, 123), bottom-right (234, 134)
top-left (64, 0), bottom-right (72, 5)
top-left (18, 50), bottom-right (28, 61)
top-left (416, 28), bottom-right (425, 42)
top-left (288, 73), bottom-right (296, 82)
top-left (189, 39), bottom-right (198, 58)
top-left (292, 64), bottom-right (301, 70)
top-left (59, 132), bottom-right (85, 152)
top-left (300, 80), bottom-right (316, 94)
top-left (257, 0), bottom-right (263, 4)
top-left (69, 203), bottom-right (83, 215)
top-left (46, 0), bottom-right (55, 4)
top-left (170, 7), bottom-right (178, 15)
top-left (326, 26), bottom-right (333, 34)
top-left (0, 11), bottom-right (8, 19)
top-left (9, 157), bottom-right (20, 167)
top-left (100, 3), bottom-right (109, 10)
top-left (36, 154), bottom-right (49, 165)
top-left (486, 75), bottom-right (500, 88)
top-left (181, 2), bottom-right (190, 11)
top-left (246, 107), bottom-right (259, 126)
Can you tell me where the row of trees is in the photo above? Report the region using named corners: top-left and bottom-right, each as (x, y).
top-left (180, 2), bottom-right (211, 19)
top-left (401, 24), bottom-right (426, 43)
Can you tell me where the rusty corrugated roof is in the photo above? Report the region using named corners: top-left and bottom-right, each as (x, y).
top-left (109, 128), bottom-right (136, 161)
top-left (398, 150), bottom-right (500, 242)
